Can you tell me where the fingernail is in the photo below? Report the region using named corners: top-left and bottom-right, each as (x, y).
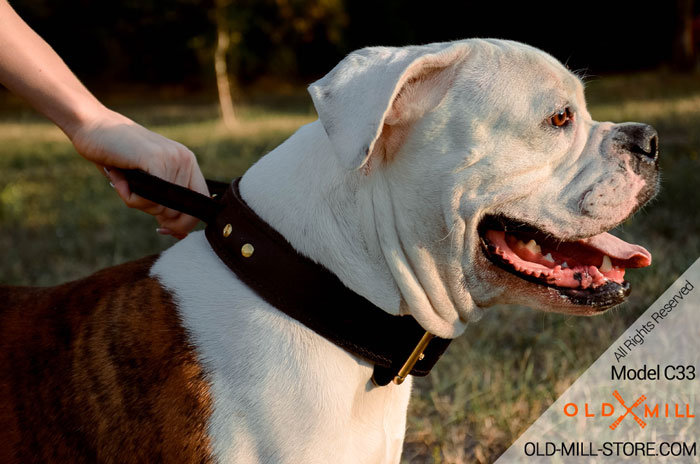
top-left (156, 227), bottom-right (172, 235)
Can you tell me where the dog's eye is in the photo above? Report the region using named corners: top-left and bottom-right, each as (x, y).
top-left (550, 107), bottom-right (574, 128)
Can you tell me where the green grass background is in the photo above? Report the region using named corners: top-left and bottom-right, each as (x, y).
top-left (1, 72), bottom-right (699, 463)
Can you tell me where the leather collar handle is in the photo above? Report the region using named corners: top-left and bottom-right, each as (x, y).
top-left (121, 168), bottom-right (453, 386)
top-left (121, 169), bottom-right (229, 224)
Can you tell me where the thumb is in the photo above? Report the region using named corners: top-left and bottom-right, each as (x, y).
top-left (104, 167), bottom-right (134, 204)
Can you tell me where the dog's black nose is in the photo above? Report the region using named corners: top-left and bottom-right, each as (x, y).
top-left (614, 123), bottom-right (659, 163)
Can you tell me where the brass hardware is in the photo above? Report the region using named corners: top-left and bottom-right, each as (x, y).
top-left (393, 331), bottom-right (434, 385)
top-left (241, 243), bottom-right (254, 258)
top-left (222, 224), bottom-right (233, 237)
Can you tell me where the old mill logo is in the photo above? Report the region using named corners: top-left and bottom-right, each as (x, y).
top-left (610, 391), bottom-right (646, 430)
top-left (563, 390), bottom-right (695, 430)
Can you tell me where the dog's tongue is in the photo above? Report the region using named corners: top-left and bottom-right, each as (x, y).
top-left (579, 232), bottom-right (651, 268)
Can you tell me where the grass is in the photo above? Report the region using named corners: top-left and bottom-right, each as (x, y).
top-left (1, 71), bottom-right (699, 463)
top-left (0, 97), bottom-right (317, 285)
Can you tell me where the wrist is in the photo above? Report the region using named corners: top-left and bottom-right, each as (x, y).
top-left (56, 93), bottom-right (111, 140)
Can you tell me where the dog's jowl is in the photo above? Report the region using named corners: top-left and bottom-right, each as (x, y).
top-left (1, 39), bottom-right (657, 463)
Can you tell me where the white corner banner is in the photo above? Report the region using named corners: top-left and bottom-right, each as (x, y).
top-left (496, 258), bottom-right (700, 463)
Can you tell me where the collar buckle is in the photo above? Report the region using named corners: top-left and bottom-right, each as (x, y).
top-left (392, 331), bottom-right (434, 385)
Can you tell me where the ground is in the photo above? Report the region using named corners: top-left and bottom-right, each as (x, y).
top-left (1, 72), bottom-right (698, 463)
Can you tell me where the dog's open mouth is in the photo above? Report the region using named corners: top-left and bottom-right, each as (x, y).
top-left (478, 216), bottom-right (651, 308)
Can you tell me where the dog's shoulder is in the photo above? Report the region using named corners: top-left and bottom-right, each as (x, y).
top-left (0, 255), bottom-right (215, 463)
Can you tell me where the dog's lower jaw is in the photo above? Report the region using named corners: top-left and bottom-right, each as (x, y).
top-left (152, 232), bottom-right (411, 463)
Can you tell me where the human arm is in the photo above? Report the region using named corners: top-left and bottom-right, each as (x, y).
top-left (0, 0), bottom-right (208, 237)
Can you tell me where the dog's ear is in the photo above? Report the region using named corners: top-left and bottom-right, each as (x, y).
top-left (309, 42), bottom-right (470, 171)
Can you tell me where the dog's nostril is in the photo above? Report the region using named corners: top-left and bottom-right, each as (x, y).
top-left (648, 134), bottom-right (659, 160)
top-left (616, 123), bottom-right (659, 163)
top-left (630, 136), bottom-right (658, 161)
top-left (632, 132), bottom-right (659, 162)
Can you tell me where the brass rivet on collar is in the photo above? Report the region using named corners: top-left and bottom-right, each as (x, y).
top-left (241, 243), bottom-right (254, 258)
top-left (222, 224), bottom-right (232, 237)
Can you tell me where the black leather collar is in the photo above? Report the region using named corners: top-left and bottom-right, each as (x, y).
top-left (123, 169), bottom-right (451, 386)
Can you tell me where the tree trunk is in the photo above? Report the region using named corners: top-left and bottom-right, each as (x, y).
top-left (214, 0), bottom-right (237, 128)
top-left (673, 0), bottom-right (696, 71)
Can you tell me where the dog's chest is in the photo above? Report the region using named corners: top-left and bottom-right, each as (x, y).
top-left (153, 232), bottom-right (412, 463)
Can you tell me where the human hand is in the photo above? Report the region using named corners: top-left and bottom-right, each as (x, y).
top-left (69, 108), bottom-right (209, 239)
top-left (0, 1), bottom-right (208, 238)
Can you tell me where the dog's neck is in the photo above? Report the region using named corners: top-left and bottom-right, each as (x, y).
top-left (239, 121), bottom-right (403, 315)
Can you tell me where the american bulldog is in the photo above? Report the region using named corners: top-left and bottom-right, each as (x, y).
top-left (0, 39), bottom-right (657, 463)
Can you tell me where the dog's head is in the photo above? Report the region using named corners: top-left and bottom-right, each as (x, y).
top-left (309, 39), bottom-right (658, 338)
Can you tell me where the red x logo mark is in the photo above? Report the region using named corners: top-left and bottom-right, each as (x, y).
top-left (609, 390), bottom-right (646, 430)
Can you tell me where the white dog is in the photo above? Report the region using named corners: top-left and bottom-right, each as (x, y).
top-left (0, 39), bottom-right (657, 463)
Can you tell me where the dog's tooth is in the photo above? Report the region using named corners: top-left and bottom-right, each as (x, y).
top-left (516, 240), bottom-right (525, 249)
top-left (561, 261), bottom-right (568, 268)
top-left (600, 255), bottom-right (612, 273)
top-left (543, 252), bottom-right (554, 263)
top-left (524, 239), bottom-right (541, 255)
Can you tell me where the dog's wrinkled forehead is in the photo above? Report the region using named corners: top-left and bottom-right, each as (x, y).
top-left (459, 41), bottom-right (586, 122)
top-left (308, 39), bottom-right (586, 172)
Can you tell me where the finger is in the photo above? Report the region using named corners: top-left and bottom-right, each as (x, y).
top-left (172, 149), bottom-right (193, 186)
top-left (105, 167), bottom-right (131, 201)
top-left (113, 184), bottom-right (166, 215)
top-left (107, 167), bottom-right (167, 214)
top-left (188, 161), bottom-right (210, 197)
top-left (155, 227), bottom-right (187, 240)
top-left (107, 155), bottom-right (202, 236)
top-left (157, 207), bottom-right (181, 220)
top-left (115, 185), bottom-right (164, 214)
top-left (168, 147), bottom-right (209, 197)
top-left (95, 163), bottom-right (111, 179)
top-left (156, 212), bottom-right (199, 237)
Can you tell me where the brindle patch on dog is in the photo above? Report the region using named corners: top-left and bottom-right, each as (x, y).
top-left (0, 256), bottom-right (213, 463)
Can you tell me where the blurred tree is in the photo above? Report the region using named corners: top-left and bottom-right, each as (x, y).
top-left (219, 0), bottom-right (347, 85)
top-left (202, 0), bottom-right (346, 125)
top-left (673, 0), bottom-right (698, 70)
top-left (4, 0), bottom-right (689, 94)
top-left (214, 0), bottom-right (237, 128)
